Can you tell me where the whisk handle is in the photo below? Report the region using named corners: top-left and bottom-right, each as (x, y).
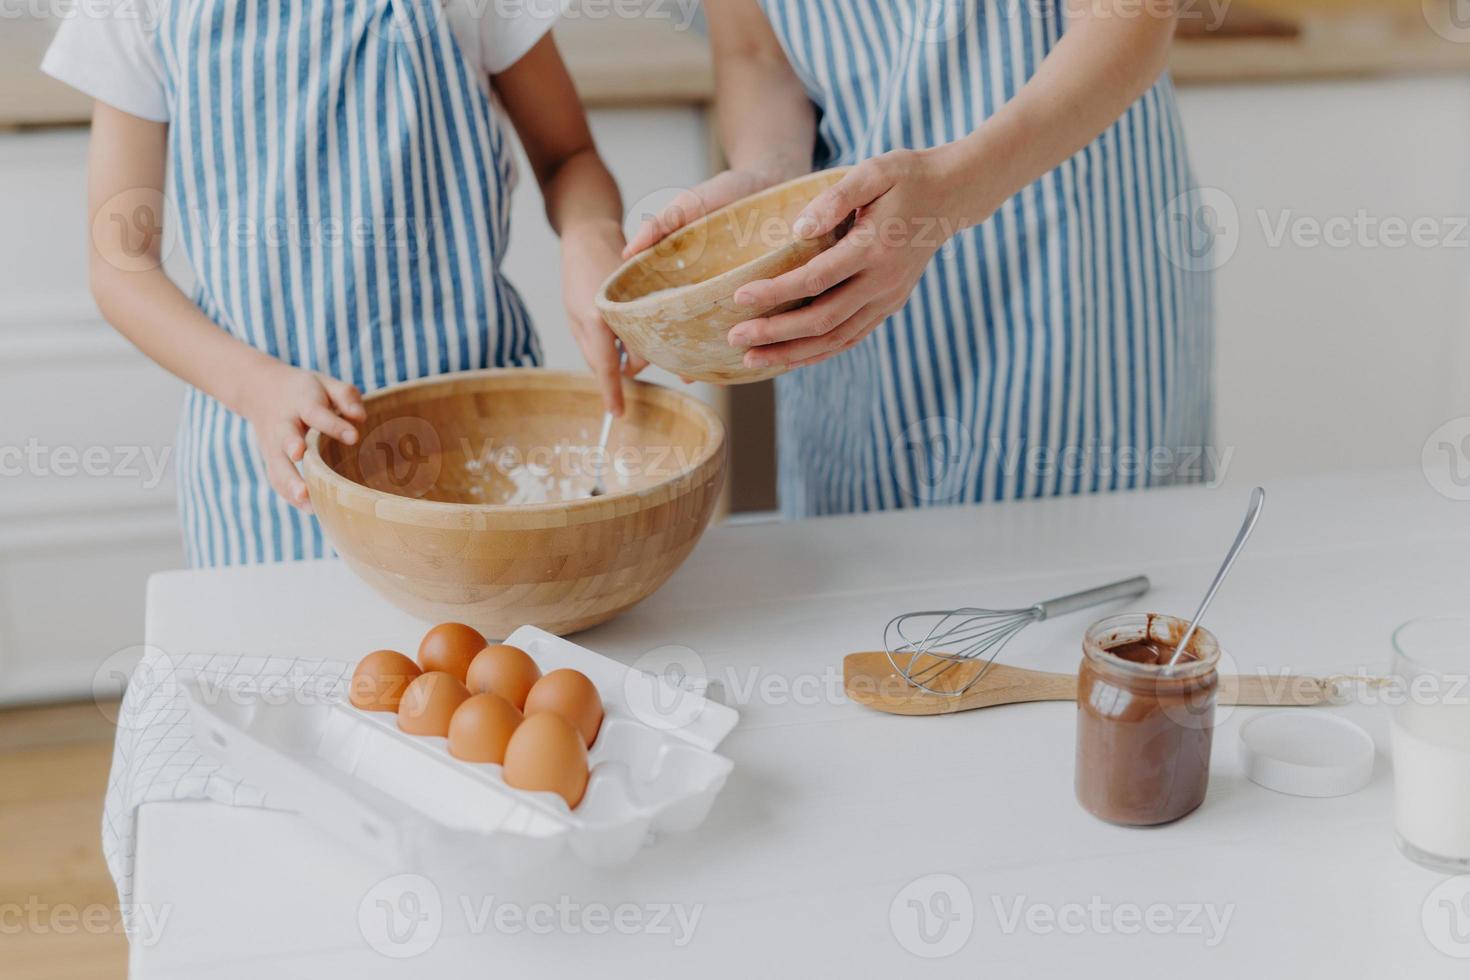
top-left (1032, 576), bottom-right (1151, 621)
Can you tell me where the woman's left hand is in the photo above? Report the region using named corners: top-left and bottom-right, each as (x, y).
top-left (726, 148), bottom-right (967, 371)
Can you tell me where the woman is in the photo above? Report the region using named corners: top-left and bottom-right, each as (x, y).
top-left (625, 0), bottom-right (1213, 515)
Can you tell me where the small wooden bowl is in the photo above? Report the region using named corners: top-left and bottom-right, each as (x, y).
top-left (597, 168), bottom-right (851, 385)
top-left (303, 370), bottom-right (726, 637)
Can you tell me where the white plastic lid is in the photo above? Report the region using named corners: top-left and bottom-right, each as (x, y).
top-left (1237, 711), bottom-right (1375, 798)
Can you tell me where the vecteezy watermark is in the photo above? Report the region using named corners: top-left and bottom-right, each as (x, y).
top-left (991, 895), bottom-right (1235, 947)
top-left (618, 655), bottom-right (1350, 728)
top-left (620, 176), bottom-right (967, 277)
top-left (890, 416), bottom-right (1232, 504)
top-left (623, 650), bottom-right (854, 733)
top-left (624, 645), bottom-right (710, 733)
top-left (354, 415), bottom-right (707, 503)
top-left (1158, 186), bottom-right (1240, 272)
top-left (1159, 189), bottom-right (1470, 271)
top-left (1424, 0), bottom-right (1470, 45)
top-left (0, 439), bottom-right (173, 489)
top-left (988, 439), bottom-right (1231, 491)
top-left (553, 0), bottom-right (703, 32)
top-left (0, 898), bottom-right (171, 948)
top-left (187, 209), bottom-right (441, 252)
top-left (1323, 666), bottom-right (1470, 709)
top-left (357, 416), bottom-right (444, 499)
top-left (900, 0), bottom-right (978, 43)
top-left (459, 895), bottom-right (703, 945)
top-left (1422, 876), bottom-right (1470, 958)
top-left (91, 186), bottom-right (177, 273)
top-left (1422, 416), bottom-right (1470, 502)
top-left (1258, 209), bottom-right (1470, 251)
top-left (357, 875), bottom-right (704, 958)
top-left (890, 874), bottom-right (975, 958)
top-left (893, 416), bottom-right (974, 504)
top-left (91, 644), bottom-right (350, 733)
top-left (90, 643), bottom-right (165, 726)
top-left (361, 0), bottom-right (705, 42)
top-left (358, 875), bottom-right (443, 959)
top-left (5, 0), bottom-right (166, 31)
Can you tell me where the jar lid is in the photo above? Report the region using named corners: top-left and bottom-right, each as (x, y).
top-left (1237, 711), bottom-right (1375, 798)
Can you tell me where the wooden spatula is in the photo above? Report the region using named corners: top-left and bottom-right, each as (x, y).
top-left (843, 651), bottom-right (1337, 717)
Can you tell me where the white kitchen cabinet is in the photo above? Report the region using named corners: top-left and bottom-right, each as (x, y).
top-left (0, 128), bottom-right (186, 703)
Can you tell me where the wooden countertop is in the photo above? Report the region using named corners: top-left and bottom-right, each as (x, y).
top-left (4, 9), bottom-right (1466, 129)
top-left (0, 15), bottom-right (715, 129)
top-left (555, 18), bottom-right (714, 107)
top-left (1171, 13), bottom-right (1470, 84)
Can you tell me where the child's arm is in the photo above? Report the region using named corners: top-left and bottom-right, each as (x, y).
top-left (87, 102), bottom-right (365, 510)
top-left (493, 34), bottom-right (644, 417)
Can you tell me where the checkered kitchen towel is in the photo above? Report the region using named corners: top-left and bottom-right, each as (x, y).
top-left (102, 650), bottom-right (352, 932)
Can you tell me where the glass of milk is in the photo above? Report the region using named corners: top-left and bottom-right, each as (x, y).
top-left (1391, 617), bottom-right (1470, 873)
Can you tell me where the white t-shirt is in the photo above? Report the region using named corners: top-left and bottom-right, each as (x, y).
top-left (42, 0), bottom-right (563, 122)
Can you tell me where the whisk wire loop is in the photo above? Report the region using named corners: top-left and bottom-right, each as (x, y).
top-left (882, 576), bottom-right (1151, 697)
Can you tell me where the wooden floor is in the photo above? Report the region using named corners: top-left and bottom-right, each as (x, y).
top-left (1, 701), bottom-right (128, 980)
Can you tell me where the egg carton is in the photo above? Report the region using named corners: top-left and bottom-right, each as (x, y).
top-left (183, 626), bottom-right (738, 870)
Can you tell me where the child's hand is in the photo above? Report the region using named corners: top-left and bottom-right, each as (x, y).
top-left (243, 363), bottom-right (367, 511)
top-left (563, 219), bottom-right (647, 416)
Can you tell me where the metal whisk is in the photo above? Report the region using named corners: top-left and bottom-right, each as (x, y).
top-left (884, 575), bottom-right (1151, 696)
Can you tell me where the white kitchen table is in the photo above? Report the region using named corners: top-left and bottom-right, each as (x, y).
top-left (129, 469), bottom-right (1470, 978)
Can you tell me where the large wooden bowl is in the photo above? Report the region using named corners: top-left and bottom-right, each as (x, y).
top-left (597, 168), bottom-right (850, 385)
top-left (303, 370), bottom-right (726, 637)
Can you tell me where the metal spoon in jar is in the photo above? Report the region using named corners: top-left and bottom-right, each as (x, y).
top-left (1166, 487), bottom-right (1266, 669)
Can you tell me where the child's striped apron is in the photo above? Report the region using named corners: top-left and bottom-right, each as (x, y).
top-left (155, 0), bottom-right (539, 565)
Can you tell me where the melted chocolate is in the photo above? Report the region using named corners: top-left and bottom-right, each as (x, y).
top-left (1074, 626), bottom-right (1218, 826)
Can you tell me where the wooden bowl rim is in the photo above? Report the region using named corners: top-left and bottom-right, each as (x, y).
top-left (595, 167), bottom-right (853, 314)
top-left (302, 368), bottom-right (727, 517)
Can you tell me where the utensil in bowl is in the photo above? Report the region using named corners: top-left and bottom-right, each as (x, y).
top-left (589, 346), bottom-right (628, 499)
top-left (597, 168), bottom-right (851, 385)
top-left (303, 369), bottom-right (726, 637)
top-left (588, 411), bottom-right (615, 499)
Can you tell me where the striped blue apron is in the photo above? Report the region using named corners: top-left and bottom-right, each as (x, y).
top-left (155, 0), bottom-right (540, 566)
top-left (761, 0), bottom-right (1214, 515)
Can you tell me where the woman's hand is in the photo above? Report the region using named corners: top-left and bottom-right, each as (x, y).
top-left (623, 168), bottom-right (790, 259)
top-left (242, 362), bottom-right (366, 511)
top-left (563, 219), bottom-right (648, 415)
top-left (727, 148), bottom-right (973, 371)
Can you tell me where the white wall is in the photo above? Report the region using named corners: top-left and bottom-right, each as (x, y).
top-left (503, 106), bottom-right (714, 382)
top-left (1176, 75), bottom-right (1470, 486)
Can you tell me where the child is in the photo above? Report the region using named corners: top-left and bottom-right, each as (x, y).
top-left (44, 0), bottom-right (640, 566)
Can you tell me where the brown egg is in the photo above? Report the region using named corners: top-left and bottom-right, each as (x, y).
top-left (503, 712), bottom-right (590, 809)
top-left (466, 644), bottom-right (542, 709)
top-left (397, 671), bottom-right (472, 737)
top-left (349, 650), bottom-right (422, 713)
top-left (523, 669), bottom-right (604, 748)
top-left (417, 623), bottom-right (487, 683)
top-left (447, 693), bottom-right (523, 764)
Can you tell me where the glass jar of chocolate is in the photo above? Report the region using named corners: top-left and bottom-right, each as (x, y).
top-left (1075, 614), bottom-right (1222, 826)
